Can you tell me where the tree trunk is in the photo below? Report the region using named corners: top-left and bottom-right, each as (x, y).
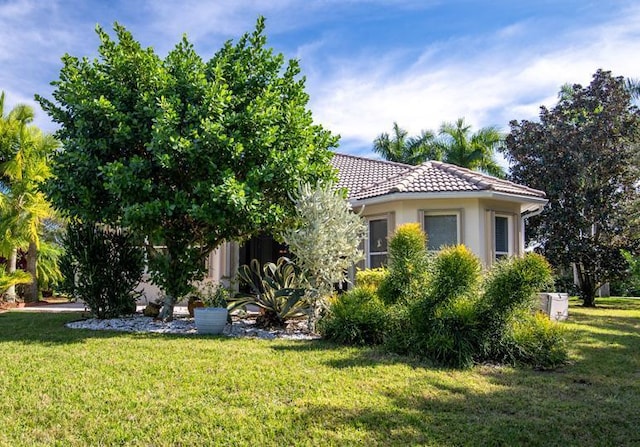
top-left (582, 293), bottom-right (597, 307)
top-left (574, 262), bottom-right (597, 307)
top-left (24, 241), bottom-right (39, 303)
top-left (5, 248), bottom-right (18, 303)
top-left (159, 294), bottom-right (176, 322)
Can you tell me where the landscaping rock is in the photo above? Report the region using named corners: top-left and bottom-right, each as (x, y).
top-left (65, 314), bottom-right (320, 340)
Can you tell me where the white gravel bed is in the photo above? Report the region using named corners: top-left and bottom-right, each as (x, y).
top-left (65, 314), bottom-right (320, 340)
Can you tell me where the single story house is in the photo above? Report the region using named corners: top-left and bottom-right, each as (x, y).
top-left (204, 152), bottom-right (547, 286)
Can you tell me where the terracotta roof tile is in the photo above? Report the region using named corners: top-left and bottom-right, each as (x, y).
top-left (330, 153), bottom-right (545, 200)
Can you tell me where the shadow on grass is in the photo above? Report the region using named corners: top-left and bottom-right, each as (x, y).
top-left (294, 363), bottom-right (639, 446)
top-left (272, 300), bottom-right (640, 445)
top-left (0, 311), bottom-right (237, 345)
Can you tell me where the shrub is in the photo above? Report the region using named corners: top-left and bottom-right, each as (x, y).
top-left (497, 311), bottom-right (568, 369)
top-left (382, 302), bottom-right (416, 354)
top-left (401, 246), bottom-right (484, 368)
top-left (425, 245), bottom-right (482, 308)
top-left (319, 286), bottom-right (388, 345)
top-left (480, 253), bottom-right (553, 345)
top-left (61, 221), bottom-right (144, 318)
top-left (281, 182), bottom-right (366, 330)
top-left (229, 257), bottom-right (308, 328)
top-left (192, 279), bottom-right (231, 308)
top-left (418, 297), bottom-right (483, 368)
top-left (355, 268), bottom-right (388, 290)
top-left (0, 266), bottom-right (32, 297)
top-left (378, 223), bottom-right (429, 305)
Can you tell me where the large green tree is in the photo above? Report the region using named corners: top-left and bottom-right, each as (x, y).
top-left (0, 92), bottom-right (58, 302)
top-left (37, 18), bottom-right (338, 319)
top-left (505, 70), bottom-right (640, 306)
top-left (433, 117), bottom-right (505, 178)
top-left (373, 119), bottom-right (505, 177)
top-left (373, 122), bottom-right (438, 165)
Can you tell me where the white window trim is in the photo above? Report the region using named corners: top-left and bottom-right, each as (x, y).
top-left (420, 209), bottom-right (463, 251)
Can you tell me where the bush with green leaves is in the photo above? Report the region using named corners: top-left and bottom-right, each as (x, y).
top-left (383, 248), bottom-right (561, 369)
top-left (404, 245), bottom-right (484, 367)
top-left (36, 241), bottom-right (64, 293)
top-left (323, 226), bottom-right (565, 369)
top-left (479, 253), bottom-right (553, 346)
top-left (319, 287), bottom-right (388, 345)
top-left (191, 279), bottom-right (231, 308)
top-left (377, 222), bottom-right (429, 305)
top-left (229, 257), bottom-right (308, 328)
top-left (61, 221), bottom-right (144, 318)
top-left (496, 311), bottom-right (568, 369)
top-left (355, 268), bottom-right (388, 290)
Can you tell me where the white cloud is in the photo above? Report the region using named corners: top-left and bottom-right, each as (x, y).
top-left (306, 3), bottom-right (640, 156)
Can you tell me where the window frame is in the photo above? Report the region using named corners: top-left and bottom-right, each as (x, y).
top-left (494, 213), bottom-right (514, 260)
top-left (420, 209), bottom-right (463, 252)
top-left (366, 215), bottom-right (390, 268)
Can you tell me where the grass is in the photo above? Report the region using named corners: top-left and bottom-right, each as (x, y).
top-left (0, 298), bottom-right (638, 446)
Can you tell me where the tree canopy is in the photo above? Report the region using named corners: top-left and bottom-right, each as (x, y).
top-left (37, 17), bottom-right (338, 318)
top-left (504, 69), bottom-right (640, 306)
top-left (373, 122), bottom-right (438, 165)
top-left (434, 118), bottom-right (505, 178)
top-left (373, 118), bottom-right (505, 178)
top-left (0, 92), bottom-right (58, 302)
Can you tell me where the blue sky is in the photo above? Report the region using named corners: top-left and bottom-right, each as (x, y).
top-left (1, 0), bottom-right (639, 159)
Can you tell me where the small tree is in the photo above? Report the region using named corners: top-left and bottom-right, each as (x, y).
top-left (61, 221), bottom-right (144, 318)
top-left (281, 182), bottom-right (366, 330)
top-left (505, 70), bottom-right (640, 306)
top-left (37, 18), bottom-right (337, 319)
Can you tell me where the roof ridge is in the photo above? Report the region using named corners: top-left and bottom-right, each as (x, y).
top-left (390, 161), bottom-right (433, 193)
top-left (333, 152), bottom-right (413, 169)
top-left (429, 161), bottom-right (545, 196)
top-left (354, 162), bottom-right (420, 195)
top-left (429, 161), bottom-right (491, 189)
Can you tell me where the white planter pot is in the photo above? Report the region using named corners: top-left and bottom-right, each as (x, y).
top-left (194, 307), bottom-right (228, 335)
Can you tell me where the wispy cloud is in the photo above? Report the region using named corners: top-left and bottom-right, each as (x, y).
top-left (306, 3), bottom-right (640, 155)
top-left (1, 0), bottom-right (638, 154)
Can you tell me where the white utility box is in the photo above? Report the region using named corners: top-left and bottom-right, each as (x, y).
top-left (539, 293), bottom-right (569, 321)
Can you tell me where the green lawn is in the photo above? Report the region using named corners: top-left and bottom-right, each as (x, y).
top-left (0, 298), bottom-right (638, 446)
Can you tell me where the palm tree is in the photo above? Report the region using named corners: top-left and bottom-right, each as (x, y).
top-left (373, 122), bottom-right (439, 165)
top-left (626, 78), bottom-right (640, 101)
top-left (432, 117), bottom-right (506, 178)
top-left (0, 92), bottom-right (58, 302)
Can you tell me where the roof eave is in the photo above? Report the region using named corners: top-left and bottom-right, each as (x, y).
top-left (350, 190), bottom-right (548, 213)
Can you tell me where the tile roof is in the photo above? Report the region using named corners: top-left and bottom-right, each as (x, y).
top-left (330, 153), bottom-right (545, 201)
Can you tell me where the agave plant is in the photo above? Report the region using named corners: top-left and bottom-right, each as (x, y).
top-left (229, 257), bottom-right (309, 328)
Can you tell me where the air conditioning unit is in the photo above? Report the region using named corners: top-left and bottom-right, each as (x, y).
top-left (539, 293), bottom-right (569, 321)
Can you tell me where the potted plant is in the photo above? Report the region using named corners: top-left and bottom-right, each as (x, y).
top-left (193, 281), bottom-right (231, 335)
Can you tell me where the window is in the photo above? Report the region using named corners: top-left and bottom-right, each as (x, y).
top-left (423, 212), bottom-right (460, 251)
top-left (368, 218), bottom-right (388, 268)
top-left (494, 215), bottom-right (511, 259)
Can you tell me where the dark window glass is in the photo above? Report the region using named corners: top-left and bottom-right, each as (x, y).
top-left (495, 216), bottom-right (509, 255)
top-left (369, 219), bottom-right (388, 253)
top-left (370, 254), bottom-right (387, 269)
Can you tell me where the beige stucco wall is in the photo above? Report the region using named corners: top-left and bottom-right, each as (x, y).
top-left (205, 195), bottom-right (532, 282)
top-left (356, 196), bottom-right (525, 267)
